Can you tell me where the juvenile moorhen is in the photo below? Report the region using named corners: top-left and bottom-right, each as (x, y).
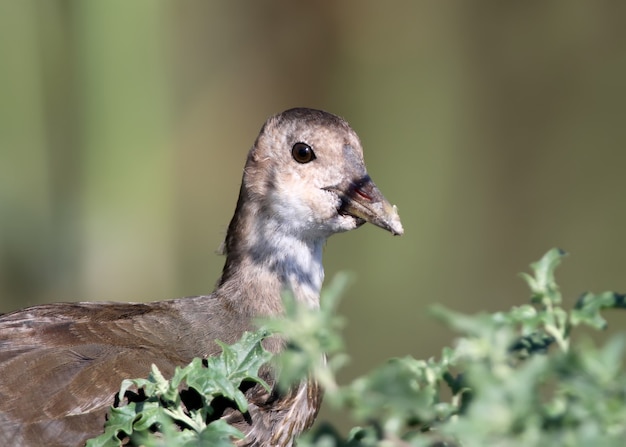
top-left (0, 108), bottom-right (403, 446)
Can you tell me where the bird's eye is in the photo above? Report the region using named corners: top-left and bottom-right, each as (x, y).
top-left (291, 142), bottom-right (316, 164)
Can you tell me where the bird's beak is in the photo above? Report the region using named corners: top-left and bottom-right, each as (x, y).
top-left (328, 176), bottom-right (404, 236)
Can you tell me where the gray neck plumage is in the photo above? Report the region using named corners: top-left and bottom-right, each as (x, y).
top-left (217, 184), bottom-right (325, 316)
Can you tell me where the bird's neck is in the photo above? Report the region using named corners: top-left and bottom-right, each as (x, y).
top-left (216, 187), bottom-right (325, 316)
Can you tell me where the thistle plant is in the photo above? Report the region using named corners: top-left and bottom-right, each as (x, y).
top-left (88, 249), bottom-right (626, 447)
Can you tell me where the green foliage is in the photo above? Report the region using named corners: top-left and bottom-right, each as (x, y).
top-left (87, 249), bottom-right (626, 446)
top-left (86, 331), bottom-right (271, 447)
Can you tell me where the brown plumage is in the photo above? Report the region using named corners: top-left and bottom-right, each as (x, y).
top-left (0, 108), bottom-right (403, 446)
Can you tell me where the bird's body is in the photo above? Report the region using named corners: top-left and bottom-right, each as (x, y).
top-left (0, 108), bottom-right (403, 446)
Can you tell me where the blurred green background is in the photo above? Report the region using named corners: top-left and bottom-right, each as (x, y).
top-left (1, 0), bottom-right (625, 432)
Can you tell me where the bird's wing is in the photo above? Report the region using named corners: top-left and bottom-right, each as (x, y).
top-left (0, 300), bottom-right (219, 446)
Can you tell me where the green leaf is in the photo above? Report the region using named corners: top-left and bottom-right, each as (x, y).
top-left (85, 430), bottom-right (122, 447)
top-left (86, 403), bottom-right (147, 447)
top-left (195, 420), bottom-right (245, 446)
top-left (183, 331), bottom-right (272, 413)
top-left (520, 248), bottom-right (566, 304)
top-left (571, 291), bottom-right (625, 329)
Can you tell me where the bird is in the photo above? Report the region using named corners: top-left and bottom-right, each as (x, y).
top-left (0, 107), bottom-right (403, 447)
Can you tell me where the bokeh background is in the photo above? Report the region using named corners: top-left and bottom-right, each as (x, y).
top-left (1, 0), bottom-right (625, 432)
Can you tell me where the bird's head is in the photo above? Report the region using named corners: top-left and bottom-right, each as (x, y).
top-left (243, 108), bottom-right (403, 239)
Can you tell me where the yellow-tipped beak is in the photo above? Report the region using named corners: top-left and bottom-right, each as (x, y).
top-left (330, 176), bottom-right (404, 236)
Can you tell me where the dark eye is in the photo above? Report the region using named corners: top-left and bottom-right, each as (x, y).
top-left (291, 142), bottom-right (316, 164)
